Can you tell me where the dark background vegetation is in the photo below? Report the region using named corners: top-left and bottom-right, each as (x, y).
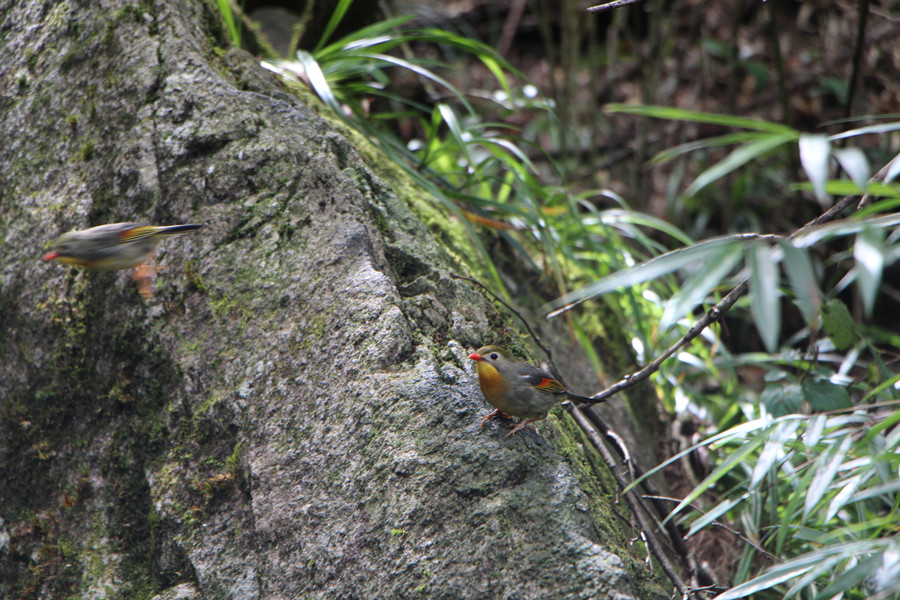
top-left (2, 0), bottom-right (899, 598)
top-left (244, 0), bottom-right (900, 597)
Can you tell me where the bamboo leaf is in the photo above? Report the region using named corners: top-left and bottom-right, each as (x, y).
top-left (828, 120), bottom-right (900, 140)
top-left (821, 298), bottom-right (858, 351)
top-left (606, 104), bottom-right (797, 134)
top-left (824, 474), bottom-right (863, 523)
top-left (814, 553), bottom-right (885, 600)
top-left (660, 242), bottom-right (743, 332)
top-left (799, 134), bottom-right (831, 207)
top-left (792, 212), bottom-right (900, 248)
top-left (687, 495), bottom-right (747, 537)
top-left (802, 379), bottom-right (852, 412)
top-left (714, 541), bottom-right (885, 600)
top-left (804, 435), bottom-right (852, 520)
top-left (664, 437), bottom-right (764, 525)
top-left (436, 104), bottom-right (475, 170)
top-left (750, 420), bottom-right (800, 488)
top-left (780, 242), bottom-right (821, 325)
top-left (885, 152), bottom-right (900, 183)
top-left (651, 132), bottom-right (773, 165)
top-left (295, 51), bottom-right (343, 114)
top-left (545, 236), bottom-right (747, 317)
top-left (314, 0), bottom-right (355, 51)
top-left (624, 417), bottom-right (801, 495)
top-left (748, 244), bottom-right (781, 352)
top-left (854, 226), bottom-right (885, 318)
top-left (848, 479), bottom-right (900, 503)
top-left (685, 134), bottom-right (794, 197)
top-left (833, 147), bottom-right (870, 192)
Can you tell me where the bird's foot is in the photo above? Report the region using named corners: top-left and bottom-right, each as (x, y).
top-left (133, 262), bottom-right (158, 299)
top-left (479, 409), bottom-right (509, 433)
top-left (503, 418), bottom-right (538, 440)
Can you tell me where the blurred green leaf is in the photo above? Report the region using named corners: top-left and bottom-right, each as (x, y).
top-left (799, 134), bottom-right (830, 206)
top-left (748, 244), bottom-right (781, 352)
top-left (824, 473), bottom-right (864, 523)
top-left (793, 179), bottom-right (900, 199)
top-left (685, 134), bottom-right (795, 197)
top-left (216, 0), bottom-right (241, 47)
top-left (833, 147), bottom-right (870, 192)
top-left (651, 132), bottom-right (777, 165)
top-left (762, 383), bottom-right (803, 417)
top-left (660, 241), bottom-right (743, 332)
top-left (821, 299), bottom-right (858, 350)
top-left (803, 434), bottom-right (851, 520)
top-left (664, 436), bottom-right (765, 525)
top-left (606, 104), bottom-right (797, 134)
top-left (828, 120), bottom-right (900, 141)
top-left (780, 242), bottom-right (821, 325)
top-left (586, 209), bottom-right (695, 247)
top-left (802, 379), bottom-right (852, 412)
top-left (792, 212), bottom-right (900, 248)
top-left (885, 153), bottom-right (900, 183)
top-left (625, 416), bottom-right (804, 494)
top-left (847, 479), bottom-right (900, 504)
top-left (436, 104), bottom-right (474, 171)
top-left (854, 226), bottom-right (885, 318)
top-left (714, 540), bottom-right (895, 600)
top-left (295, 50), bottom-right (342, 113)
top-left (314, 0), bottom-right (354, 51)
top-left (861, 374), bottom-right (900, 402)
top-left (545, 236), bottom-right (746, 318)
top-left (750, 419), bottom-right (799, 488)
top-left (814, 553), bottom-right (885, 600)
top-left (687, 494), bottom-right (747, 537)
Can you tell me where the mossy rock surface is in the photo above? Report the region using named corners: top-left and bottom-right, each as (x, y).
top-left (0, 1), bottom-right (667, 598)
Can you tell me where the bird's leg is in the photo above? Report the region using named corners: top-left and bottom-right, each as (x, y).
top-left (503, 418), bottom-right (540, 439)
top-left (479, 409), bottom-right (509, 432)
top-left (133, 252), bottom-right (158, 299)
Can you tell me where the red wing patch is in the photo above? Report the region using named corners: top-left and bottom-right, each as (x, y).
top-left (533, 377), bottom-right (566, 394)
top-left (119, 226), bottom-right (154, 241)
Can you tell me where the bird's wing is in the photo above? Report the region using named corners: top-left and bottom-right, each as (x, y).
top-left (118, 224), bottom-right (160, 242)
top-left (517, 363), bottom-right (567, 394)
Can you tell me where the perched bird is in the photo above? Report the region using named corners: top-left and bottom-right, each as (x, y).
top-left (468, 345), bottom-right (604, 439)
top-left (43, 222), bottom-right (202, 297)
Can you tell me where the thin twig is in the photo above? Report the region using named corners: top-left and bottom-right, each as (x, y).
top-left (766, 0), bottom-right (792, 126)
top-left (576, 404), bottom-right (718, 587)
top-left (642, 495), bottom-right (780, 562)
top-left (497, 0), bottom-right (527, 57)
top-left (845, 0), bottom-right (870, 121)
top-left (454, 153), bottom-right (899, 597)
top-left (450, 273), bottom-right (554, 359)
top-left (586, 280), bottom-right (746, 403)
top-left (568, 152), bottom-right (900, 404)
top-left (566, 405), bottom-right (703, 599)
top-left (587, 0), bottom-right (644, 12)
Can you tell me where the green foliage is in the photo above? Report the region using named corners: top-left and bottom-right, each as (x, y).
top-left (588, 107), bottom-right (900, 598)
top-left (220, 2), bottom-right (900, 596)
top-left (260, 9), bottom-right (543, 290)
top-left (258, 0), bottom-right (683, 312)
top-left (216, 0), bottom-right (241, 47)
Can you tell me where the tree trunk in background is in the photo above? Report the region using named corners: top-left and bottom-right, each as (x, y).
top-left (0, 1), bottom-right (665, 598)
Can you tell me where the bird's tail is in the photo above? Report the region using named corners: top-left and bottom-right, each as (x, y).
top-left (156, 224), bottom-right (203, 236)
top-left (566, 392), bottom-right (606, 404)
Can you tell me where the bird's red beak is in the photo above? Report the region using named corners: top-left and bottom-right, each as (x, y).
top-left (42, 252), bottom-right (59, 261)
top-left (468, 352), bottom-right (483, 361)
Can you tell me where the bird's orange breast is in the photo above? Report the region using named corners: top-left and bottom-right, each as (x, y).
top-left (475, 362), bottom-right (514, 414)
top-left (56, 255), bottom-right (94, 267)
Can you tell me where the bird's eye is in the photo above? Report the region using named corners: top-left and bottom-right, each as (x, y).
top-left (489, 353), bottom-right (499, 360)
